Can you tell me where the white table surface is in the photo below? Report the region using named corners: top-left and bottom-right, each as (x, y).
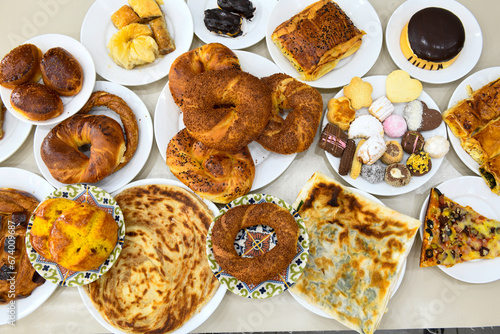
top-left (1, 0), bottom-right (500, 332)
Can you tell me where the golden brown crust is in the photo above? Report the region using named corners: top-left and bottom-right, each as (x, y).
top-left (257, 73), bottom-right (323, 154)
top-left (0, 43), bottom-right (42, 89)
top-left (128, 0), bottom-right (162, 20)
top-left (31, 198), bottom-right (118, 272)
top-left (40, 114), bottom-right (126, 184)
top-left (149, 17), bottom-right (175, 55)
top-left (10, 82), bottom-right (63, 121)
top-left (211, 203), bottom-right (299, 285)
top-left (78, 91), bottom-right (139, 172)
top-left (271, 0), bottom-right (365, 81)
top-left (168, 43), bottom-right (241, 107)
top-left (182, 69), bottom-right (272, 152)
top-left (166, 128), bottom-right (254, 204)
top-left (0, 188), bottom-right (44, 304)
top-left (84, 184), bottom-right (219, 334)
top-left (111, 5), bottom-right (141, 29)
top-left (41, 47), bottom-right (83, 96)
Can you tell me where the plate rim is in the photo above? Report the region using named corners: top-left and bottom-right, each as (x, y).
top-left (0, 111), bottom-right (32, 163)
top-left (265, 0), bottom-right (383, 89)
top-left (418, 175), bottom-right (500, 284)
top-left (0, 33), bottom-right (96, 126)
top-left (385, 0), bottom-right (483, 84)
top-left (33, 80), bottom-right (154, 193)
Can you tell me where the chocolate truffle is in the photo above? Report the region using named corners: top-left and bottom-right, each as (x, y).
top-left (385, 164), bottom-right (412, 187)
top-left (401, 130), bottom-right (425, 154)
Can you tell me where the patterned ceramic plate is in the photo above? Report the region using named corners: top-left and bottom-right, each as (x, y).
top-left (206, 193), bottom-right (309, 299)
top-left (25, 184), bottom-right (125, 287)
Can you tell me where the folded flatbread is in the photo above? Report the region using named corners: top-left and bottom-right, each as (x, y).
top-left (290, 172), bottom-right (421, 334)
top-left (84, 184), bottom-right (219, 334)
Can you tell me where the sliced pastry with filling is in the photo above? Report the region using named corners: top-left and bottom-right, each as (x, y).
top-left (290, 172), bottom-right (421, 334)
top-left (420, 188), bottom-right (500, 268)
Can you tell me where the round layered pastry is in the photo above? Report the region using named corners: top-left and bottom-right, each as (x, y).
top-left (400, 7), bottom-right (465, 70)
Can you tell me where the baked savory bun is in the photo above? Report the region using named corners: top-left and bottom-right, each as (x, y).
top-left (168, 43), bottom-right (241, 107)
top-left (10, 82), bottom-right (63, 121)
top-left (31, 198), bottom-right (118, 272)
top-left (40, 114), bottom-right (126, 184)
top-left (41, 47), bottom-right (83, 96)
top-left (212, 202), bottom-right (299, 285)
top-left (166, 128), bottom-right (254, 204)
top-left (400, 7), bottom-right (465, 70)
top-left (84, 184), bottom-right (219, 334)
top-left (271, 0), bottom-right (365, 81)
top-left (0, 43), bottom-right (42, 89)
top-left (257, 73), bottom-right (324, 154)
top-left (182, 68), bottom-right (272, 152)
top-left (0, 188), bottom-right (44, 303)
top-left (290, 172), bottom-right (421, 334)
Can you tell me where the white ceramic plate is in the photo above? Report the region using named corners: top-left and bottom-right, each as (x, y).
top-left (386, 0), bottom-right (482, 84)
top-left (266, 0), bottom-right (382, 89)
top-left (154, 50), bottom-right (296, 191)
top-left (188, 0), bottom-right (278, 49)
top-left (0, 167), bottom-right (57, 325)
top-left (323, 75), bottom-right (447, 196)
top-left (33, 81), bottom-right (153, 193)
top-left (207, 193), bottom-right (308, 299)
top-left (0, 34), bottom-right (96, 126)
top-left (419, 176), bottom-right (500, 284)
top-left (446, 66), bottom-right (500, 175)
top-left (0, 110), bottom-right (32, 163)
top-left (289, 188), bottom-right (406, 318)
top-left (79, 178), bottom-right (226, 334)
top-left (80, 0), bottom-right (193, 86)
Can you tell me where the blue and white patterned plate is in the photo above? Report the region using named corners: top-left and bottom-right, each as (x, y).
top-left (206, 193), bottom-right (309, 299)
top-left (25, 183), bottom-right (125, 287)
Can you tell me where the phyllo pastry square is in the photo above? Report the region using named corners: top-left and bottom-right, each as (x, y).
top-left (290, 172), bottom-right (421, 334)
top-left (271, 0), bottom-right (365, 81)
top-left (128, 0), bottom-right (162, 21)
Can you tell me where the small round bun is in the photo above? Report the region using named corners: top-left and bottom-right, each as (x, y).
top-left (10, 83), bottom-right (63, 121)
top-left (0, 44), bottom-right (42, 89)
top-left (41, 47), bottom-right (83, 96)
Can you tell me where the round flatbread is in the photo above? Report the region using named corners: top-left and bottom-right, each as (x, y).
top-left (84, 184), bottom-right (219, 334)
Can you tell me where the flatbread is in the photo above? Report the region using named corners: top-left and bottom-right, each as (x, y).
top-left (84, 184), bottom-right (219, 334)
top-left (290, 172), bottom-right (421, 334)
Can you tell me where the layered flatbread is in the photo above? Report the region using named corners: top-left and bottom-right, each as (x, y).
top-left (84, 184), bottom-right (219, 334)
top-left (290, 172), bottom-right (421, 334)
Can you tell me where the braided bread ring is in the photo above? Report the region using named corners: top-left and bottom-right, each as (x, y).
top-left (257, 73), bottom-right (323, 154)
top-left (78, 91), bottom-right (139, 172)
top-left (211, 203), bottom-right (299, 284)
top-left (166, 128), bottom-right (254, 204)
top-left (182, 69), bottom-right (272, 152)
top-left (168, 42), bottom-right (241, 107)
top-left (41, 114), bottom-right (126, 184)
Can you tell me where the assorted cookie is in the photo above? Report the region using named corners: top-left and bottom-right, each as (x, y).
top-left (319, 70), bottom-right (450, 189)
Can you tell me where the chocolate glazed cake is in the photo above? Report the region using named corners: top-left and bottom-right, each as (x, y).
top-left (400, 7), bottom-right (465, 70)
